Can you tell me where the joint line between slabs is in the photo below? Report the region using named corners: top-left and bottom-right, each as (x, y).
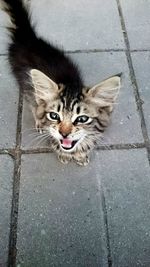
top-left (116, 0), bottom-right (150, 164)
top-left (1, 49), bottom-right (150, 58)
top-left (101, 187), bottom-right (112, 267)
top-left (8, 91), bottom-right (23, 267)
top-left (0, 142), bottom-right (146, 156)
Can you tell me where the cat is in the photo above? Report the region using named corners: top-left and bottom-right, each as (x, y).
top-left (1, 0), bottom-right (121, 166)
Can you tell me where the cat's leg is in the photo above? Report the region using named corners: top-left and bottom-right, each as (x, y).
top-left (35, 121), bottom-right (43, 134)
top-left (58, 153), bottom-right (71, 164)
top-left (74, 152), bottom-right (89, 166)
top-left (31, 106), bottom-right (44, 134)
top-left (31, 107), bottom-right (39, 131)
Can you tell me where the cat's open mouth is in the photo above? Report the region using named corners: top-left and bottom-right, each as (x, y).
top-left (60, 139), bottom-right (78, 150)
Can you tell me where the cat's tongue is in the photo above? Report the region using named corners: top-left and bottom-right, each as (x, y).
top-left (61, 139), bottom-right (72, 148)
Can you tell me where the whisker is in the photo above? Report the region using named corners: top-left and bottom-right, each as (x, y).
top-left (27, 132), bottom-right (42, 137)
top-left (99, 143), bottom-right (111, 150)
top-left (34, 134), bottom-right (51, 147)
top-left (25, 132), bottom-right (50, 147)
top-left (22, 128), bottom-right (37, 134)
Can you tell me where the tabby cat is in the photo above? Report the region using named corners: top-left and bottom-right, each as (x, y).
top-left (1, 0), bottom-right (121, 165)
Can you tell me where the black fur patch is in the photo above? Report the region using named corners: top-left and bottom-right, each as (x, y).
top-left (3, 0), bottom-right (84, 105)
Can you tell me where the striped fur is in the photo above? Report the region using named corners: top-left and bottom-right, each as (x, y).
top-left (1, 0), bottom-right (121, 165)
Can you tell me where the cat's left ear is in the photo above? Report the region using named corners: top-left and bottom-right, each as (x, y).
top-left (85, 75), bottom-right (121, 110)
top-left (30, 69), bottom-right (59, 105)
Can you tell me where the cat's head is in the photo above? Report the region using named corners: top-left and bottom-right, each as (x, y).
top-left (30, 69), bottom-right (121, 153)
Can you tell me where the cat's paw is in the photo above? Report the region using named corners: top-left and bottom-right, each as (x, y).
top-left (58, 155), bottom-right (69, 164)
top-left (35, 122), bottom-right (43, 134)
top-left (76, 156), bottom-right (89, 166)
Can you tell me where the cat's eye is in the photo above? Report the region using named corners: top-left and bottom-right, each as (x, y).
top-left (47, 112), bottom-right (60, 121)
top-left (74, 115), bottom-right (89, 124)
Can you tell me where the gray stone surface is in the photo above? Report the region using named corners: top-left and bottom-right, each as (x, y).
top-left (0, 155), bottom-right (14, 266)
top-left (0, 9), bottom-right (10, 54)
top-left (71, 52), bottom-right (143, 145)
top-left (17, 149), bottom-right (150, 267)
top-left (0, 57), bottom-right (18, 148)
top-left (16, 153), bottom-right (108, 267)
top-left (97, 149), bottom-right (150, 267)
top-left (131, 51), bottom-right (150, 139)
top-left (0, 1), bottom-right (150, 267)
top-left (22, 52), bottom-right (143, 149)
top-left (120, 0), bottom-right (150, 49)
top-left (21, 100), bottom-right (39, 149)
top-left (29, 0), bottom-right (124, 50)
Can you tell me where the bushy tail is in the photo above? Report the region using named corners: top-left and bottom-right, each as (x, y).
top-left (1, 0), bottom-right (36, 44)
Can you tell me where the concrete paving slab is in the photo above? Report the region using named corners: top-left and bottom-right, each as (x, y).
top-left (0, 56), bottom-right (18, 148)
top-left (22, 52), bottom-right (143, 149)
top-left (97, 149), bottom-right (150, 267)
top-left (29, 0), bottom-right (124, 50)
top-left (0, 10), bottom-right (10, 54)
top-left (131, 51), bottom-right (150, 139)
top-left (21, 100), bottom-right (39, 149)
top-left (71, 52), bottom-right (143, 145)
top-left (0, 155), bottom-right (14, 266)
top-left (0, 57), bottom-right (18, 148)
top-left (16, 153), bottom-right (108, 267)
top-left (120, 0), bottom-right (150, 49)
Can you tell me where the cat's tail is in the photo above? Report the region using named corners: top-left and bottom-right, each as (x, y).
top-left (1, 0), bottom-right (36, 44)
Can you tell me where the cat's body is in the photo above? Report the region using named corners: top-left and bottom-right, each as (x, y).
top-left (1, 0), bottom-right (121, 165)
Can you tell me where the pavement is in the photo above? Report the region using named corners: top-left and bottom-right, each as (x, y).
top-left (0, 0), bottom-right (150, 266)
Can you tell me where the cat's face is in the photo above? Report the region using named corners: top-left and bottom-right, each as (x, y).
top-left (33, 96), bottom-right (100, 153)
top-left (30, 69), bottom-right (121, 153)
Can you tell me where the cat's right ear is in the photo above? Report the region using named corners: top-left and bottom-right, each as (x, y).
top-left (30, 69), bottom-right (59, 105)
top-left (84, 75), bottom-right (121, 112)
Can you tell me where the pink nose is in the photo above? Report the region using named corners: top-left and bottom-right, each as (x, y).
top-left (59, 122), bottom-right (72, 138)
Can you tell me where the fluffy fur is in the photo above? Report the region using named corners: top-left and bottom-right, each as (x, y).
top-left (1, 0), bottom-right (121, 165)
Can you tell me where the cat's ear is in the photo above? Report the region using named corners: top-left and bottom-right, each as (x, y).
top-left (30, 69), bottom-right (58, 104)
top-left (85, 75), bottom-right (121, 111)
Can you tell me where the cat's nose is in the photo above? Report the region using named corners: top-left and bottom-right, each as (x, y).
top-left (59, 131), bottom-right (69, 138)
top-left (59, 122), bottom-right (72, 138)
